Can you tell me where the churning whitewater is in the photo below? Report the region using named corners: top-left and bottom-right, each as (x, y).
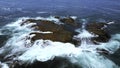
top-left (0, 16), bottom-right (120, 68)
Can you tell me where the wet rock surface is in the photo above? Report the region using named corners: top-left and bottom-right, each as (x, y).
top-left (21, 17), bottom-right (78, 44)
top-left (59, 17), bottom-right (77, 26)
top-left (21, 17), bottom-right (111, 45)
top-left (0, 16), bottom-right (114, 68)
top-left (86, 23), bottom-right (111, 43)
top-left (30, 31), bottom-right (72, 43)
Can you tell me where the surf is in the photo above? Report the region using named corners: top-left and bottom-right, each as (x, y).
top-left (0, 16), bottom-right (120, 68)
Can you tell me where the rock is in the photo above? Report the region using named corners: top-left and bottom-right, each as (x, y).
top-left (96, 48), bottom-right (109, 54)
top-left (54, 16), bottom-right (60, 19)
top-left (30, 31), bottom-right (72, 43)
top-left (21, 17), bottom-right (111, 45)
top-left (13, 57), bottom-right (81, 68)
top-left (86, 23), bottom-right (110, 43)
top-left (86, 23), bottom-right (107, 30)
top-left (22, 19), bottom-right (76, 44)
top-left (36, 20), bottom-right (63, 32)
top-left (22, 19), bottom-right (64, 31)
top-left (60, 17), bottom-right (77, 26)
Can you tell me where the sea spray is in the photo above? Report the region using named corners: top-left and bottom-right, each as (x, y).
top-left (0, 62), bottom-right (9, 68)
top-left (0, 17), bottom-right (120, 68)
top-left (70, 33), bottom-right (120, 68)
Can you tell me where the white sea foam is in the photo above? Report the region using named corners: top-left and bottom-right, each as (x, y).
top-left (0, 62), bottom-right (9, 68)
top-left (0, 17), bottom-right (120, 68)
top-left (74, 29), bottom-right (95, 38)
top-left (107, 21), bottom-right (115, 25)
top-left (37, 11), bottom-right (48, 14)
top-left (69, 52), bottom-right (119, 68)
top-left (70, 16), bottom-right (77, 20)
top-left (18, 40), bottom-right (78, 63)
top-left (97, 34), bottom-right (120, 54)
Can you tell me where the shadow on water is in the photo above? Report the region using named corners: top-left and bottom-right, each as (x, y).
top-left (0, 35), bottom-right (10, 48)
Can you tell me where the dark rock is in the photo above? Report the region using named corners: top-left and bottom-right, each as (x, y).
top-left (13, 57), bottom-right (81, 68)
top-left (35, 20), bottom-right (63, 32)
top-left (30, 31), bottom-right (72, 43)
top-left (60, 17), bottom-right (77, 26)
top-left (22, 19), bottom-right (76, 44)
top-left (22, 19), bottom-right (63, 32)
top-left (96, 48), bottom-right (109, 54)
top-left (21, 18), bottom-right (111, 45)
top-left (86, 23), bottom-right (111, 43)
top-left (54, 16), bottom-right (60, 19)
top-left (86, 23), bottom-right (107, 30)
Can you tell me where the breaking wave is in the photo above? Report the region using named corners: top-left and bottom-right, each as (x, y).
top-left (0, 16), bottom-right (120, 68)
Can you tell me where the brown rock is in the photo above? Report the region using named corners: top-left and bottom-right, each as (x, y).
top-left (21, 19), bottom-right (75, 43)
top-left (21, 18), bottom-right (111, 45)
top-left (86, 23), bottom-right (107, 29)
top-left (30, 30), bottom-right (72, 43)
top-left (60, 17), bottom-right (77, 26)
top-left (36, 20), bottom-right (63, 32)
top-left (86, 23), bottom-right (110, 43)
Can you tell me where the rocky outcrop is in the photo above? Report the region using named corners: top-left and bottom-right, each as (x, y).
top-left (21, 17), bottom-right (111, 45)
top-left (0, 17), bottom-right (113, 68)
top-left (60, 17), bottom-right (77, 26)
top-left (86, 23), bottom-right (111, 43)
top-left (21, 17), bottom-right (77, 44)
top-left (30, 31), bottom-right (72, 43)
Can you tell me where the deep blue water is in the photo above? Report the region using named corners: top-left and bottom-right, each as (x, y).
top-left (0, 0), bottom-right (120, 20)
top-left (0, 0), bottom-right (120, 33)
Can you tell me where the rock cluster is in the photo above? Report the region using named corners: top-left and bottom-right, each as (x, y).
top-left (3, 16), bottom-right (112, 68)
top-left (21, 16), bottom-right (111, 45)
top-left (21, 17), bottom-right (78, 44)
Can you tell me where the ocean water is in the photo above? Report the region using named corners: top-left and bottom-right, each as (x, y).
top-left (0, 0), bottom-right (120, 68)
